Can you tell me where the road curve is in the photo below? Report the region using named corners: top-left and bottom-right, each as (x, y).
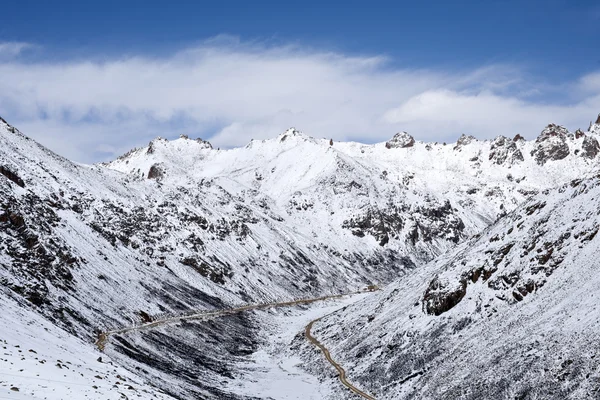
top-left (95, 288), bottom-right (378, 351)
top-left (305, 317), bottom-right (377, 400)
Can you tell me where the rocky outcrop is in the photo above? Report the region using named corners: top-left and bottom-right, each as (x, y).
top-left (0, 165), bottom-right (25, 187)
top-left (342, 200), bottom-right (465, 248)
top-left (488, 136), bottom-right (524, 165)
top-left (385, 132), bottom-right (415, 149)
top-left (423, 276), bottom-right (467, 315)
top-left (147, 164), bottom-right (165, 180)
top-left (581, 135), bottom-right (600, 159)
top-left (530, 124), bottom-right (570, 165)
top-left (195, 138), bottom-right (213, 149)
top-left (590, 115), bottom-right (600, 135)
top-left (453, 134), bottom-right (476, 151)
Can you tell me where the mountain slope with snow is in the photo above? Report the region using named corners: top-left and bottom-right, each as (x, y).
top-left (302, 172), bottom-right (600, 399)
top-left (1, 115), bottom-right (599, 398)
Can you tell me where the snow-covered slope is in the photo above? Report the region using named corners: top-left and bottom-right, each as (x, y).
top-left (0, 288), bottom-right (174, 399)
top-left (1, 114), bottom-right (600, 398)
top-left (302, 172), bottom-right (600, 399)
top-left (108, 125), bottom-right (599, 264)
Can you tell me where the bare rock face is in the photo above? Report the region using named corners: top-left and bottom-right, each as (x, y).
top-left (453, 134), bottom-right (476, 151)
top-left (385, 132), bottom-right (415, 149)
top-left (575, 129), bottom-right (586, 139)
top-left (147, 164), bottom-right (165, 180)
top-left (590, 115), bottom-right (600, 135)
top-left (195, 138), bottom-right (213, 149)
top-left (489, 135), bottom-right (524, 165)
top-left (531, 124), bottom-right (570, 165)
top-left (581, 136), bottom-right (600, 159)
top-left (0, 165), bottom-right (25, 187)
top-left (513, 134), bottom-right (525, 142)
top-left (423, 276), bottom-right (467, 316)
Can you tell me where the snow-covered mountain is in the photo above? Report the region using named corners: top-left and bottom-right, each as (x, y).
top-left (301, 168), bottom-right (600, 399)
top-left (1, 114), bottom-right (599, 398)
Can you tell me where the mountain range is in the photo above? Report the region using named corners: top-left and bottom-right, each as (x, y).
top-left (1, 114), bottom-right (599, 399)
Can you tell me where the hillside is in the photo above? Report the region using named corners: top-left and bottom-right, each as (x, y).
top-left (1, 115), bottom-right (599, 398)
top-left (301, 167), bottom-right (600, 399)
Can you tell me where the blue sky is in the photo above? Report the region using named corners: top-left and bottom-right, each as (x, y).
top-left (1, 0), bottom-right (599, 162)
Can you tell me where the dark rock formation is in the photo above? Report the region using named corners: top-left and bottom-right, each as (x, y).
top-left (423, 276), bottom-right (467, 315)
top-left (385, 132), bottom-right (415, 149)
top-left (0, 166), bottom-right (25, 187)
top-left (581, 136), bottom-right (600, 159)
top-left (195, 138), bottom-right (213, 149)
top-left (531, 124), bottom-right (570, 165)
top-left (489, 136), bottom-right (524, 165)
top-left (453, 134), bottom-right (476, 151)
top-left (147, 164), bottom-right (164, 180)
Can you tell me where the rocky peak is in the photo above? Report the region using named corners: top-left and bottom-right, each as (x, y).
top-left (536, 124), bottom-right (570, 142)
top-left (279, 127), bottom-right (306, 142)
top-left (489, 135), bottom-right (524, 165)
top-left (590, 114), bottom-right (600, 135)
top-left (385, 131), bottom-right (415, 149)
top-left (531, 124), bottom-right (570, 165)
top-left (575, 129), bottom-right (586, 139)
top-left (513, 134), bottom-right (525, 142)
top-left (453, 134), bottom-right (476, 151)
top-left (194, 138), bottom-right (213, 149)
top-left (581, 136), bottom-right (600, 159)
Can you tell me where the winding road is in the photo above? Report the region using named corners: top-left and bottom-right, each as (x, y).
top-left (95, 287), bottom-right (378, 399)
top-left (305, 317), bottom-right (377, 400)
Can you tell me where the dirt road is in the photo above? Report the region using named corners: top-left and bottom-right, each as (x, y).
top-left (305, 317), bottom-right (377, 400)
top-left (95, 288), bottom-right (377, 352)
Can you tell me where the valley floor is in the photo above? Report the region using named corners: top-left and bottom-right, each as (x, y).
top-left (1, 290), bottom-right (374, 400)
top-left (225, 292), bottom-right (372, 399)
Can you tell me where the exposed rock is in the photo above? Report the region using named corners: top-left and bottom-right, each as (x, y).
top-left (590, 115), bottom-right (600, 135)
top-left (531, 124), bottom-right (570, 165)
top-left (453, 134), bottom-right (476, 151)
top-left (147, 164), bottom-right (165, 180)
top-left (423, 276), bottom-right (467, 316)
top-left (513, 134), bottom-right (525, 142)
top-left (489, 136), bottom-right (524, 165)
top-left (575, 129), bottom-right (585, 139)
top-left (0, 165), bottom-right (25, 187)
top-left (385, 132), bottom-right (415, 149)
top-left (581, 136), bottom-right (600, 159)
top-left (342, 200), bottom-right (464, 248)
top-left (195, 138), bottom-right (213, 149)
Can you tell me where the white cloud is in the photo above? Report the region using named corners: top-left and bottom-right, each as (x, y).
top-left (0, 42), bottom-right (35, 59)
top-left (0, 38), bottom-right (598, 162)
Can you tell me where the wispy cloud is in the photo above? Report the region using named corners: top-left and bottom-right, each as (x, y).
top-left (0, 41), bottom-right (35, 59)
top-left (0, 38), bottom-right (598, 162)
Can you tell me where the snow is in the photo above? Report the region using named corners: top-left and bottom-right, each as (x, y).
top-left (226, 293), bottom-right (371, 399)
top-left (0, 290), bottom-right (173, 399)
top-left (2, 114), bottom-right (600, 399)
top-left (302, 174), bottom-right (600, 399)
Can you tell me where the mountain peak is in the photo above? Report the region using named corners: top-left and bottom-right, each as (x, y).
top-left (279, 127), bottom-right (312, 143)
top-left (454, 134), bottom-right (477, 151)
top-left (385, 131), bottom-right (415, 149)
top-left (537, 123), bottom-right (570, 142)
top-left (590, 114), bottom-right (600, 135)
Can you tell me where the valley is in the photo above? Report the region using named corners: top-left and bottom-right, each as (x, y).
top-left (1, 114), bottom-right (600, 399)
